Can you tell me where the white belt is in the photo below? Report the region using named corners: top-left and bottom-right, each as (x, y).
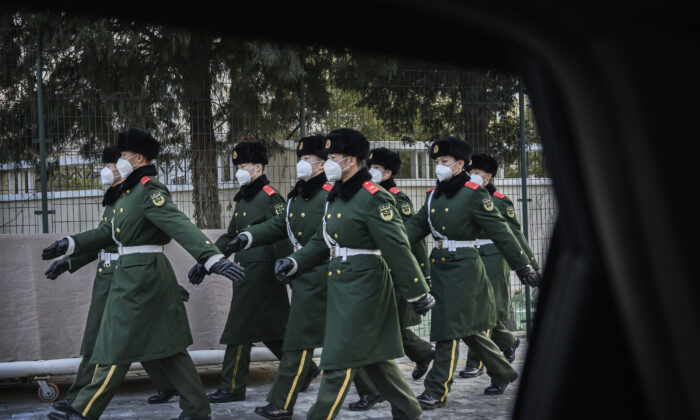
top-left (434, 239), bottom-right (477, 252)
top-left (99, 250), bottom-right (120, 267)
top-left (330, 244), bottom-right (381, 261)
top-left (294, 244), bottom-right (303, 252)
top-left (118, 245), bottom-right (164, 255)
top-left (475, 239), bottom-right (494, 248)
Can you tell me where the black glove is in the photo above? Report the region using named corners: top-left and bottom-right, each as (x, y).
top-left (42, 238), bottom-right (69, 260)
top-left (208, 258), bottom-right (245, 283)
top-left (45, 257), bottom-right (70, 280)
top-left (274, 258), bottom-right (295, 283)
top-left (412, 293), bottom-right (435, 315)
top-left (179, 285), bottom-right (190, 302)
top-left (516, 265), bottom-right (540, 288)
top-left (425, 276), bottom-right (432, 289)
top-left (188, 263), bottom-right (208, 285)
top-left (224, 233), bottom-right (249, 257)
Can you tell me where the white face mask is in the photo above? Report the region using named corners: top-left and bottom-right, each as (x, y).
top-left (469, 173), bottom-right (484, 186)
top-left (100, 167), bottom-right (115, 187)
top-left (324, 157), bottom-right (348, 182)
top-left (116, 154), bottom-right (137, 179)
top-left (435, 161), bottom-right (459, 182)
top-left (236, 167), bottom-right (254, 186)
top-left (369, 168), bottom-right (383, 183)
top-left (296, 159), bottom-right (321, 181)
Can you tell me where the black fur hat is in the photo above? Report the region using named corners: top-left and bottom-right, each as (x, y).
top-left (101, 144), bottom-right (120, 164)
top-left (117, 128), bottom-right (160, 160)
top-left (469, 153), bottom-right (498, 175)
top-left (323, 128), bottom-right (370, 160)
top-left (233, 141), bottom-right (269, 165)
top-left (296, 134), bottom-right (326, 158)
top-left (367, 147), bottom-right (401, 176)
top-left (428, 136), bottom-right (472, 163)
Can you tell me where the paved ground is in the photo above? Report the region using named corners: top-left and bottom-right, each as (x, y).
top-left (0, 334), bottom-right (526, 419)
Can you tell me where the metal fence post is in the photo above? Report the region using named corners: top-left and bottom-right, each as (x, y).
top-left (299, 51), bottom-right (305, 138)
top-left (519, 78), bottom-right (532, 339)
top-left (35, 26), bottom-right (50, 233)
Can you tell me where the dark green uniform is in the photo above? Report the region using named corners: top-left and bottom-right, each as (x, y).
top-left (404, 173), bottom-right (530, 402)
top-left (63, 201), bottom-right (174, 401)
top-left (289, 169), bottom-right (429, 420)
top-left (66, 168), bottom-right (217, 419)
top-left (352, 181), bottom-right (433, 398)
top-left (213, 174), bottom-right (292, 397)
top-left (464, 188), bottom-right (539, 369)
top-left (243, 173), bottom-right (331, 411)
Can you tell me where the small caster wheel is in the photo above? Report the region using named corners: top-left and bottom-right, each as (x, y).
top-left (37, 380), bottom-right (59, 402)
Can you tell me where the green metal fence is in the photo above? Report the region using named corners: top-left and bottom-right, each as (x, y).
top-left (0, 11), bottom-right (556, 335)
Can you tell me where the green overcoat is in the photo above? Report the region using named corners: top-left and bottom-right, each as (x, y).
top-left (404, 173), bottom-right (530, 342)
top-left (244, 174), bottom-right (332, 352)
top-left (214, 175), bottom-right (293, 345)
top-left (383, 183), bottom-right (430, 328)
top-left (477, 189), bottom-right (540, 321)
top-left (69, 170), bottom-right (222, 364)
top-left (289, 170), bottom-right (430, 370)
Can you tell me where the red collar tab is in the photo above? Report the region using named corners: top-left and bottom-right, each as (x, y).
top-left (465, 182), bottom-right (479, 190)
top-left (493, 192), bottom-right (506, 199)
top-left (262, 185), bottom-right (276, 196)
top-left (322, 183), bottom-right (333, 192)
top-left (389, 187), bottom-right (401, 195)
top-left (426, 187), bottom-right (436, 193)
top-left (362, 181), bottom-right (380, 195)
top-left (140, 176), bottom-right (151, 185)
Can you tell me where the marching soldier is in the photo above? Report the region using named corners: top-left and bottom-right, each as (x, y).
top-left (189, 141), bottom-right (294, 404)
top-left (274, 128), bottom-right (435, 420)
top-left (222, 135), bottom-right (330, 419)
top-left (403, 137), bottom-right (540, 410)
top-left (45, 145), bottom-right (184, 414)
top-left (459, 153), bottom-right (541, 378)
top-left (345, 147), bottom-right (436, 412)
top-left (42, 128), bottom-right (244, 420)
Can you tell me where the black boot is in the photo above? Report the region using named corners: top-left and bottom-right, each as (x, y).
top-left (503, 337), bottom-right (521, 363)
top-left (254, 403), bottom-right (293, 419)
top-left (348, 393), bottom-right (386, 411)
top-left (299, 363), bottom-right (320, 392)
top-left (51, 399), bottom-right (73, 413)
top-left (458, 365), bottom-right (484, 378)
top-left (47, 408), bottom-right (86, 419)
top-left (412, 349), bottom-right (435, 380)
top-left (207, 389), bottom-right (245, 403)
top-left (148, 388), bottom-right (178, 404)
top-left (416, 392), bottom-right (445, 410)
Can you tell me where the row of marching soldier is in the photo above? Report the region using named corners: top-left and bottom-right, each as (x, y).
top-left (41, 127), bottom-right (540, 420)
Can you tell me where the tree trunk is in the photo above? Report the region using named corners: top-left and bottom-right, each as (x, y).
top-left (183, 33), bottom-right (221, 229)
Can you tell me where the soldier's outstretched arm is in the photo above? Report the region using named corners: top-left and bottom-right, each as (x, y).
top-left (366, 194), bottom-right (430, 301)
top-left (280, 224), bottom-right (329, 278)
top-left (501, 196), bottom-right (540, 271)
top-left (42, 222), bottom-right (114, 261)
top-left (241, 211), bottom-right (287, 249)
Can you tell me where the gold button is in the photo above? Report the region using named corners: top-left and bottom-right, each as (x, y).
top-left (126, 189), bottom-right (130, 194)
top-left (441, 257), bottom-right (446, 262)
top-left (431, 258), bottom-right (435, 263)
top-left (116, 228), bottom-right (121, 233)
top-left (336, 270), bottom-right (341, 275)
top-left (289, 213), bottom-right (293, 218)
top-left (237, 262), bottom-right (241, 266)
top-left (328, 271), bottom-right (332, 276)
top-left (301, 213), bottom-right (306, 218)
top-left (297, 232), bottom-right (303, 237)
top-left (441, 226), bottom-right (446, 231)
top-left (205, 240), bottom-right (211, 245)
top-left (120, 208), bottom-right (124, 213)
top-left (98, 268), bottom-right (102, 273)
top-left (337, 213), bottom-right (342, 219)
top-left (520, 250), bottom-right (524, 255)
top-left (235, 212), bottom-right (238, 216)
top-left (113, 209), bottom-right (116, 214)
top-left (431, 209), bottom-right (435, 213)
top-left (327, 214), bottom-right (331, 219)
top-left (243, 212), bottom-right (247, 216)
top-left (420, 263), bottom-right (425, 267)
top-left (294, 197), bottom-right (298, 201)
top-left (444, 208), bottom-right (449, 212)
top-left (413, 277), bottom-right (419, 283)
top-left (103, 217), bottom-right (107, 221)
top-left (333, 234), bottom-right (338, 239)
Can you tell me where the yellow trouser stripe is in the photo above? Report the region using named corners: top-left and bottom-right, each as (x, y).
top-left (82, 364), bottom-right (116, 417)
top-left (284, 350), bottom-right (307, 410)
top-left (230, 345), bottom-right (243, 394)
top-left (441, 340), bottom-right (457, 402)
top-left (327, 368), bottom-right (352, 420)
top-left (91, 364), bottom-right (99, 384)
